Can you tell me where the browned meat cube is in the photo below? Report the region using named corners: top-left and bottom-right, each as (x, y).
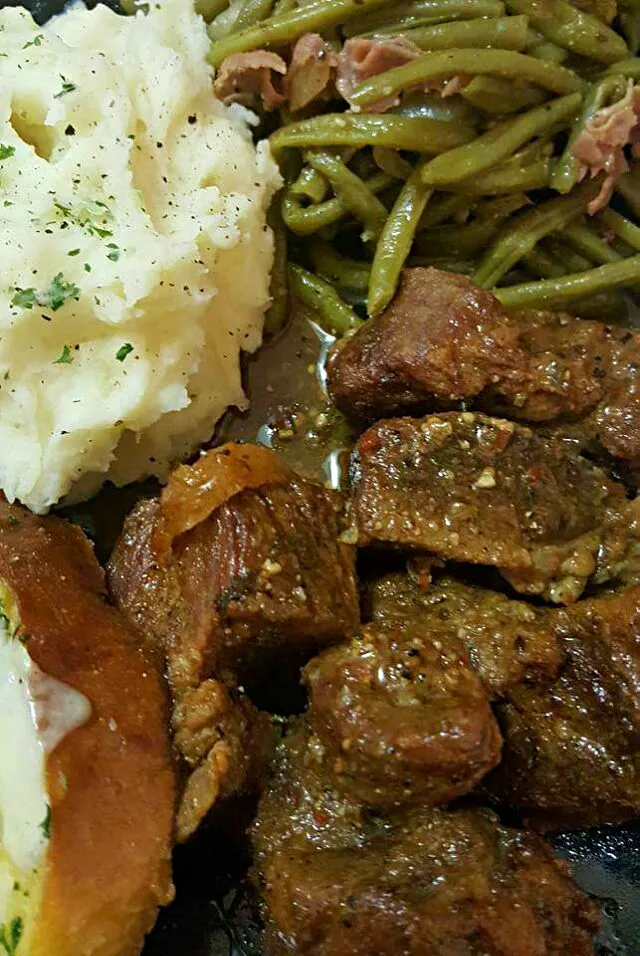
top-left (252, 722), bottom-right (599, 956)
top-left (303, 620), bottom-right (502, 809)
top-left (368, 571), bottom-right (562, 698)
top-left (108, 443), bottom-right (359, 840)
top-left (488, 585), bottom-right (640, 829)
top-left (328, 267), bottom-right (640, 476)
top-left (351, 412), bottom-right (638, 603)
top-left (368, 568), bottom-right (640, 829)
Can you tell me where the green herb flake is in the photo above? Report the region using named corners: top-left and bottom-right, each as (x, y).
top-left (40, 273), bottom-right (80, 312)
top-left (54, 201), bottom-right (72, 218)
top-left (106, 243), bottom-right (120, 262)
top-left (67, 248), bottom-right (80, 257)
top-left (7, 514), bottom-right (19, 527)
top-left (0, 145), bottom-right (15, 161)
top-left (53, 345), bottom-right (74, 365)
top-left (116, 343), bottom-right (133, 362)
top-left (11, 288), bottom-right (36, 310)
top-left (23, 33), bottom-right (44, 48)
top-left (40, 804), bottom-right (52, 839)
top-left (54, 76), bottom-right (77, 99)
top-left (0, 915), bottom-right (23, 955)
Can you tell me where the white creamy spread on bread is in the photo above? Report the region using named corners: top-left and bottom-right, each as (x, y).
top-left (0, 597), bottom-right (91, 942)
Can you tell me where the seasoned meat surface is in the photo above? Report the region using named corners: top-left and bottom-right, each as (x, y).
top-left (368, 571), bottom-right (562, 697)
top-left (108, 444), bottom-right (359, 840)
top-left (488, 585), bottom-right (640, 828)
top-left (351, 412), bottom-right (638, 603)
top-left (328, 267), bottom-right (640, 474)
top-left (252, 722), bottom-right (599, 956)
top-left (370, 568), bottom-right (640, 828)
top-left (303, 620), bottom-right (502, 809)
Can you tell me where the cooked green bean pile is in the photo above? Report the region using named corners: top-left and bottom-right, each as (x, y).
top-left (168, 1), bottom-right (640, 330)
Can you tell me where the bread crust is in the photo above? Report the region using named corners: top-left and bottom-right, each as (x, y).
top-left (0, 500), bottom-right (175, 956)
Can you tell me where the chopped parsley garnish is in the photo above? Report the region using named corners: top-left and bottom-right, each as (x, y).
top-left (54, 76), bottom-right (77, 98)
top-left (53, 200), bottom-right (71, 218)
top-left (23, 34), bottom-right (44, 48)
top-left (7, 514), bottom-right (18, 527)
top-left (12, 274), bottom-right (79, 313)
top-left (84, 263), bottom-right (92, 273)
top-left (0, 145), bottom-right (15, 161)
top-left (116, 343), bottom-right (133, 362)
top-left (40, 805), bottom-right (52, 839)
top-left (106, 243), bottom-right (120, 262)
top-left (40, 273), bottom-right (80, 312)
top-left (67, 248), bottom-right (80, 257)
top-left (0, 916), bottom-right (23, 955)
top-left (11, 288), bottom-right (36, 309)
top-left (53, 345), bottom-right (73, 365)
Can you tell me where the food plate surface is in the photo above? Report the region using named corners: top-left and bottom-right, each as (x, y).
top-left (10, 1), bottom-right (640, 953)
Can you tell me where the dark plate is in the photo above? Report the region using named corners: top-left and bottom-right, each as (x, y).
top-left (9, 2), bottom-right (640, 952)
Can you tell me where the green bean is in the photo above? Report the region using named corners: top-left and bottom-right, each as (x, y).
top-left (473, 179), bottom-right (599, 287)
top-left (368, 163), bottom-right (433, 317)
top-left (544, 237), bottom-right (592, 273)
top-left (290, 166), bottom-right (329, 204)
top-left (619, 8), bottom-right (640, 55)
top-left (416, 217), bottom-right (505, 256)
top-left (264, 199), bottom-right (289, 336)
top-left (569, 292), bottom-right (629, 322)
top-left (282, 171), bottom-right (394, 235)
top-left (306, 151), bottom-right (389, 241)
top-left (196, 0), bottom-right (230, 20)
top-left (447, 155), bottom-right (553, 193)
top-left (523, 246), bottom-right (568, 278)
top-left (404, 16), bottom-right (530, 51)
top-left (349, 50), bottom-right (583, 112)
top-left (232, 0), bottom-right (275, 34)
top-left (270, 114), bottom-right (477, 155)
top-left (208, 0), bottom-right (390, 66)
top-left (599, 209), bottom-right (640, 252)
top-left (495, 255), bottom-right (640, 309)
top-left (421, 92), bottom-right (580, 187)
top-left (606, 58), bottom-right (640, 79)
top-left (504, 0), bottom-right (629, 63)
top-left (393, 91), bottom-right (482, 127)
top-left (273, 0), bottom-right (297, 14)
top-left (561, 220), bottom-right (622, 265)
top-left (461, 75), bottom-right (548, 113)
top-left (408, 256), bottom-right (476, 273)
top-left (525, 31), bottom-right (569, 62)
top-left (551, 75), bottom-right (628, 194)
top-left (309, 240), bottom-right (371, 292)
top-left (616, 168), bottom-right (640, 218)
top-left (475, 193), bottom-right (531, 218)
top-left (343, 0), bottom-right (506, 35)
top-left (418, 192), bottom-right (474, 228)
top-left (373, 147), bottom-right (414, 180)
top-left (288, 263), bottom-right (363, 334)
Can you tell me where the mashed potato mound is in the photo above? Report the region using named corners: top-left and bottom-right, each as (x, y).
top-left (0, 0), bottom-right (280, 513)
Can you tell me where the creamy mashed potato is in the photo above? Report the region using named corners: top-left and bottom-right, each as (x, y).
top-left (0, 0), bottom-right (280, 513)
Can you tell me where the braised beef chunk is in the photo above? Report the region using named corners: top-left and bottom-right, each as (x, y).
top-left (369, 567), bottom-right (640, 829)
top-left (171, 475), bottom-right (360, 684)
top-left (328, 267), bottom-right (640, 474)
top-left (252, 722), bottom-right (599, 956)
top-left (488, 585), bottom-right (640, 829)
top-left (368, 571), bottom-right (562, 698)
top-left (351, 412), bottom-right (638, 603)
top-left (108, 444), bottom-right (359, 841)
top-left (327, 268), bottom-right (523, 419)
top-left (303, 620), bottom-right (502, 809)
